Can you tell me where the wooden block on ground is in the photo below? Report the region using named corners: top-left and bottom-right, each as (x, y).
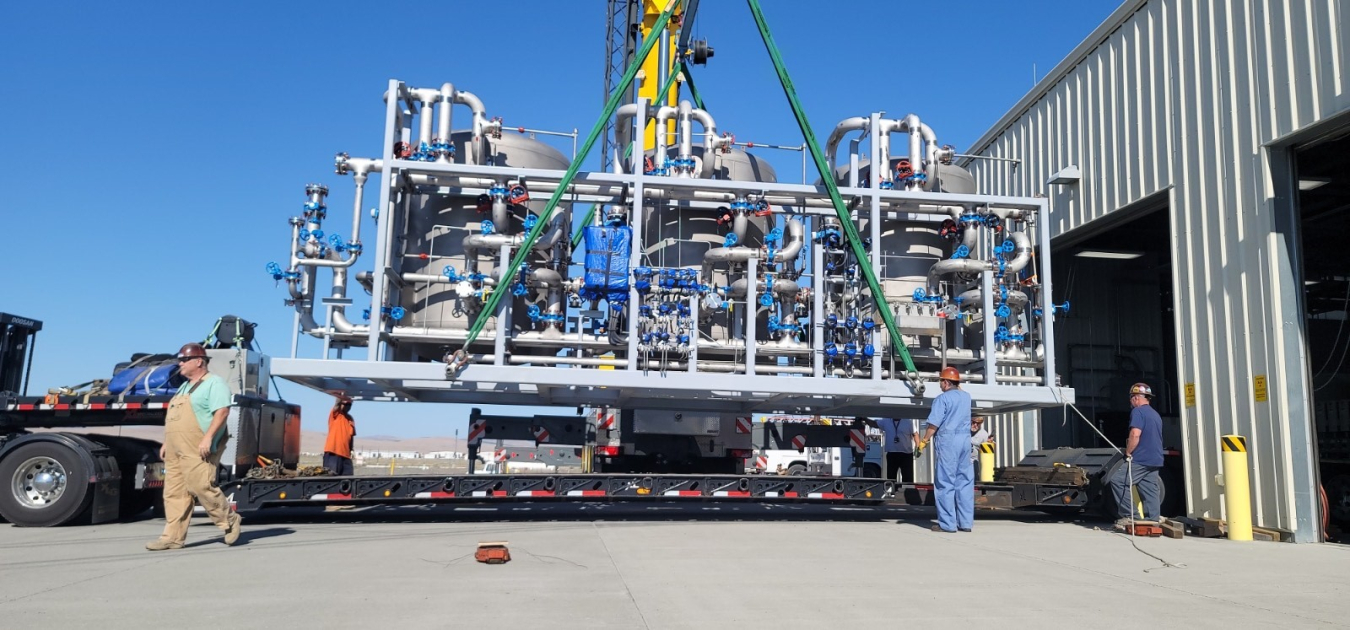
top-left (1159, 518), bottom-right (1185, 539)
top-left (1251, 526), bottom-right (1291, 542)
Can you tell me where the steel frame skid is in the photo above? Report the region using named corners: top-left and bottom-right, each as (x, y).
top-left (271, 75), bottom-right (1075, 417)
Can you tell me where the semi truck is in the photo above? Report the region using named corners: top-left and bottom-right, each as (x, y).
top-left (0, 313), bottom-right (299, 527)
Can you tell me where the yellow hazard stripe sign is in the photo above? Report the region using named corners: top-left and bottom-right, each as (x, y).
top-left (1221, 435), bottom-right (1247, 452)
top-left (979, 443), bottom-right (996, 454)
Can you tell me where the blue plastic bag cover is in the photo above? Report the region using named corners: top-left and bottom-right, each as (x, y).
top-left (582, 226), bottom-right (632, 303)
top-left (108, 363), bottom-right (181, 396)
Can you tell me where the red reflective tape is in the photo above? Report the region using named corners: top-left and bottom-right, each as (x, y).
top-left (125, 403), bottom-right (143, 410)
top-left (17, 404), bottom-right (35, 411)
top-left (311, 493), bottom-right (353, 501)
top-left (54, 404), bottom-right (70, 410)
top-left (88, 403), bottom-right (107, 410)
top-left (784, 491), bottom-right (798, 498)
top-left (414, 491), bottom-right (456, 499)
top-left (808, 492), bottom-right (845, 500)
top-left (713, 491), bottom-right (751, 497)
top-left (663, 490), bottom-right (702, 497)
top-left (516, 490), bottom-right (556, 497)
top-left (567, 490), bottom-right (607, 497)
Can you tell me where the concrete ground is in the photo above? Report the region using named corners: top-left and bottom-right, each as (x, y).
top-left (0, 503), bottom-right (1345, 629)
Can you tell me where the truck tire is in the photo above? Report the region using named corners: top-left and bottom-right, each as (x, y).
top-left (862, 463), bottom-right (882, 479)
top-left (786, 463), bottom-right (807, 476)
top-left (0, 442), bottom-right (94, 527)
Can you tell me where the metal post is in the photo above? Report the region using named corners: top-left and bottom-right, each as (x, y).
top-left (688, 293), bottom-right (699, 373)
top-left (367, 79), bottom-right (403, 361)
top-left (812, 216), bottom-right (824, 378)
top-left (626, 98), bottom-right (648, 370)
top-left (745, 257), bottom-right (758, 376)
top-left (868, 112), bottom-right (883, 381)
top-left (494, 244), bottom-right (512, 365)
top-left (982, 270), bottom-right (997, 381)
top-left (1036, 199), bottom-right (1057, 386)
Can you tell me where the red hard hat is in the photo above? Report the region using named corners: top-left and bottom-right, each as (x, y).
top-left (1129, 382), bottom-right (1154, 398)
top-left (939, 367), bottom-right (961, 383)
top-left (175, 343), bottom-right (208, 360)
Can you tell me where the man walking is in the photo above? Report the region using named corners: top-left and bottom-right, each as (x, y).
top-left (324, 397), bottom-right (357, 476)
top-left (146, 343), bottom-right (241, 551)
top-left (1110, 383), bottom-right (1165, 527)
top-left (918, 367), bottom-right (974, 533)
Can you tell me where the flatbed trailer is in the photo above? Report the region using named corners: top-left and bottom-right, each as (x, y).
top-left (226, 472), bottom-right (895, 512)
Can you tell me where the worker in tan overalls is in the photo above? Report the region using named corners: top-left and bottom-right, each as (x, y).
top-left (146, 343), bottom-right (242, 551)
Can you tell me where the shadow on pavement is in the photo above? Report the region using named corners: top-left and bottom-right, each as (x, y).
top-left (232, 501), bottom-right (1118, 529)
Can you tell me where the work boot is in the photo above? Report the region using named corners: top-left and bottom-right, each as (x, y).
top-left (223, 512), bottom-right (242, 546)
top-left (145, 538), bottom-right (183, 551)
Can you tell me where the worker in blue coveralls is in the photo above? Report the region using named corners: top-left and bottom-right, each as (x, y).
top-left (918, 366), bottom-right (974, 533)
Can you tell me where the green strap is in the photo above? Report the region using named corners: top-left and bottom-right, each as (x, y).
top-left (570, 42), bottom-right (689, 249)
top-left (460, 0), bottom-right (682, 355)
top-left (679, 61), bottom-right (706, 111)
top-left (745, 0), bottom-right (920, 386)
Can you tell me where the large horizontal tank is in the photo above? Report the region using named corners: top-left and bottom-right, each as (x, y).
top-left (401, 131), bottom-right (570, 340)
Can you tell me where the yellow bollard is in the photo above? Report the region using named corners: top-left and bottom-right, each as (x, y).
top-left (978, 442), bottom-right (996, 482)
top-left (389, 459), bottom-right (396, 476)
top-left (1221, 434), bottom-right (1253, 541)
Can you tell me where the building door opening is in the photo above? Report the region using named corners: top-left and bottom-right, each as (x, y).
top-left (1048, 199), bottom-right (1184, 517)
top-left (1295, 127), bottom-right (1350, 542)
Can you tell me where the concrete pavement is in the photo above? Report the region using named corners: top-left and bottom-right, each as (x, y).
top-left (0, 503), bottom-right (1345, 629)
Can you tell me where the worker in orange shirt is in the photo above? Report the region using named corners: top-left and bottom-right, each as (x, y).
top-left (323, 398), bottom-right (356, 476)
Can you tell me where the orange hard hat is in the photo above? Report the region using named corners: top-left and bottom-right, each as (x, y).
top-left (1129, 382), bottom-right (1154, 398)
top-left (175, 343), bottom-right (209, 361)
top-left (939, 367), bottom-right (961, 383)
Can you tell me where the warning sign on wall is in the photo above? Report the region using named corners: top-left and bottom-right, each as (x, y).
top-left (1184, 383), bottom-right (1196, 408)
top-left (1253, 375), bottom-right (1268, 403)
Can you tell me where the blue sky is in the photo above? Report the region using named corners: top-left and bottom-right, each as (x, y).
top-left (0, 1), bottom-right (1119, 438)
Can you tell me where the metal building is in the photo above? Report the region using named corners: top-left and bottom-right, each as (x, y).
top-left (964, 0), bottom-right (1348, 542)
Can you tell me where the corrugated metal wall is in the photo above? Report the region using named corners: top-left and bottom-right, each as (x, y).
top-left (965, 0), bottom-right (1348, 540)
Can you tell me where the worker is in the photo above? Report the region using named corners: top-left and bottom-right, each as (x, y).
top-left (918, 367), bottom-right (974, 533)
top-left (146, 343), bottom-right (241, 551)
top-left (323, 397), bottom-right (356, 476)
top-left (860, 417), bottom-right (916, 482)
top-left (1110, 383), bottom-right (1165, 528)
top-left (970, 416), bottom-right (991, 463)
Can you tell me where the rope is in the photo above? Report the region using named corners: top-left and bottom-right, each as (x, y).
top-left (1052, 387), bottom-right (1183, 570)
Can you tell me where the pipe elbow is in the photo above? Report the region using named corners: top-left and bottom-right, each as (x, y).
top-left (1003, 231), bottom-right (1033, 273)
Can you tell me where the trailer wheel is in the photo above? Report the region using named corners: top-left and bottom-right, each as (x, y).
top-left (0, 442), bottom-right (94, 527)
top-left (786, 463), bottom-right (807, 476)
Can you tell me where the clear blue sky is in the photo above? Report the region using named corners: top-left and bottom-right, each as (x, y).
top-left (0, 1), bottom-right (1119, 438)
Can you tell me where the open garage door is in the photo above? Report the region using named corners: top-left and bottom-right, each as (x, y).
top-left (1296, 126), bottom-right (1350, 542)
top-left (1047, 199), bottom-right (1185, 517)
